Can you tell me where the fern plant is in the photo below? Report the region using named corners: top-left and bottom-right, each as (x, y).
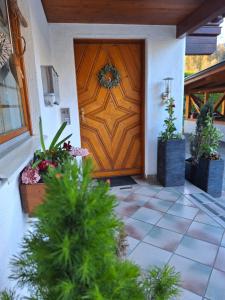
top-left (11, 159), bottom-right (144, 300)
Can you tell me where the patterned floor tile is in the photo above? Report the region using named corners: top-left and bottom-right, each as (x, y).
top-left (175, 183), bottom-right (203, 195)
top-left (111, 188), bottom-right (133, 200)
top-left (124, 217), bottom-right (153, 240)
top-left (144, 197), bottom-right (173, 213)
top-left (129, 241), bottom-right (172, 270)
top-left (126, 236), bottom-right (140, 255)
top-left (221, 232), bottom-right (225, 247)
top-left (214, 246), bottom-right (225, 272)
top-left (123, 193), bottom-right (152, 206)
top-left (131, 207), bottom-right (163, 225)
top-left (205, 269), bottom-right (225, 300)
top-left (194, 211), bottom-right (222, 228)
top-left (167, 203), bottom-right (199, 220)
top-left (175, 236), bottom-right (218, 266)
top-left (169, 254), bottom-right (212, 296)
top-left (114, 201), bottom-right (140, 217)
top-left (176, 195), bottom-right (197, 207)
top-left (143, 226), bottom-right (183, 252)
top-left (157, 213), bottom-right (192, 234)
top-left (135, 185), bottom-right (162, 197)
top-left (155, 189), bottom-right (181, 202)
top-left (173, 288), bottom-right (203, 300)
top-left (187, 221), bottom-right (224, 245)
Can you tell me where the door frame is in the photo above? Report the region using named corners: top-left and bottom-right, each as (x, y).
top-left (74, 38), bottom-right (146, 177)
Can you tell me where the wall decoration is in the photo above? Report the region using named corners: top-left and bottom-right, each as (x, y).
top-left (41, 65), bottom-right (60, 106)
top-left (98, 64), bottom-right (120, 89)
top-left (0, 31), bottom-right (11, 68)
top-left (9, 0), bottom-right (28, 28)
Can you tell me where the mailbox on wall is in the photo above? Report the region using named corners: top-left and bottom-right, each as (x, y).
top-left (41, 65), bottom-right (60, 106)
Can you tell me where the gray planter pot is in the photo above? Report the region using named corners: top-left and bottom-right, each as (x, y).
top-left (185, 158), bottom-right (224, 198)
top-left (157, 138), bottom-right (185, 187)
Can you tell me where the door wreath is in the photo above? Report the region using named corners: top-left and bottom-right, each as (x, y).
top-left (98, 64), bottom-right (120, 89)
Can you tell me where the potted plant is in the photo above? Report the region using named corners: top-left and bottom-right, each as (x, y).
top-left (20, 118), bottom-right (89, 215)
top-left (157, 98), bottom-right (185, 186)
top-left (10, 160), bottom-right (180, 300)
top-left (186, 102), bottom-right (224, 197)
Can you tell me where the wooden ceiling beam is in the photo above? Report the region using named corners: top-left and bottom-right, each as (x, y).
top-left (177, 0), bottom-right (225, 38)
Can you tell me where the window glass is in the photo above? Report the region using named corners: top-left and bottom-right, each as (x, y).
top-left (0, 0), bottom-right (25, 135)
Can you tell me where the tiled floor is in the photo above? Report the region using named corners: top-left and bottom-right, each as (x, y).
top-left (112, 178), bottom-right (225, 300)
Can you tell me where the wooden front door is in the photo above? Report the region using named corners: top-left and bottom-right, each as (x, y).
top-left (74, 40), bottom-right (144, 177)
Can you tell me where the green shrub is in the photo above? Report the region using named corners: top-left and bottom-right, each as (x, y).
top-left (160, 98), bottom-right (182, 142)
top-left (198, 114), bottom-right (223, 159)
top-left (190, 102), bottom-right (223, 162)
top-left (142, 265), bottom-right (181, 300)
top-left (11, 159), bottom-right (144, 300)
top-left (0, 290), bottom-right (20, 300)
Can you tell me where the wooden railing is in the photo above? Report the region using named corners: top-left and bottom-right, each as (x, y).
top-left (185, 92), bottom-right (225, 120)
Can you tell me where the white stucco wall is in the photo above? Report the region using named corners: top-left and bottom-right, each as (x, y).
top-left (0, 0), bottom-right (54, 289)
top-left (0, 0), bottom-right (185, 289)
top-left (50, 23), bottom-right (185, 176)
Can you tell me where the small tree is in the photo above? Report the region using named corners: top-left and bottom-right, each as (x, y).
top-left (190, 102), bottom-right (222, 162)
top-left (160, 98), bottom-right (182, 141)
top-left (142, 265), bottom-right (181, 300)
top-left (11, 159), bottom-right (144, 300)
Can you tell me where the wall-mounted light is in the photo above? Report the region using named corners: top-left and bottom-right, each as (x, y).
top-left (161, 77), bottom-right (173, 103)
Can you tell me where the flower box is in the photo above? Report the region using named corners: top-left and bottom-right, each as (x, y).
top-left (185, 158), bottom-right (224, 197)
top-left (20, 182), bottom-right (45, 216)
top-left (157, 138), bottom-right (185, 187)
top-left (19, 118), bottom-right (89, 217)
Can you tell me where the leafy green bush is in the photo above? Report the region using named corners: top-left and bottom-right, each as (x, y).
top-left (11, 159), bottom-right (144, 300)
top-left (142, 265), bottom-right (181, 300)
top-left (190, 102), bottom-right (223, 162)
top-left (0, 289), bottom-right (20, 300)
top-left (198, 114), bottom-right (223, 159)
top-left (160, 98), bottom-right (182, 142)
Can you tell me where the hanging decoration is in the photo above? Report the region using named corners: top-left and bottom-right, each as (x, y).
top-left (98, 64), bottom-right (120, 89)
top-left (0, 31), bottom-right (12, 68)
top-left (9, 0), bottom-right (28, 27)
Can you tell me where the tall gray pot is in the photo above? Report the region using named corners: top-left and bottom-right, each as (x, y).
top-left (157, 138), bottom-right (185, 187)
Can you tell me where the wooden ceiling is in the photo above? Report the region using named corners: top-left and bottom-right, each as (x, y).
top-left (41, 0), bottom-right (205, 25)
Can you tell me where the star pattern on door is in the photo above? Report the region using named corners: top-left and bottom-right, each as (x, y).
top-left (90, 94), bottom-right (135, 137)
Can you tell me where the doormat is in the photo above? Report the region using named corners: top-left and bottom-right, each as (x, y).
top-left (98, 176), bottom-right (137, 187)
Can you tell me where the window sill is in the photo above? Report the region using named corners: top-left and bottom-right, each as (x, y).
top-left (0, 136), bottom-right (41, 184)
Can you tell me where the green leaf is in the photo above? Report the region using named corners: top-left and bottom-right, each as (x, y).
top-left (54, 134), bottom-right (73, 149)
top-left (39, 117), bottom-right (46, 152)
top-left (32, 159), bottom-right (42, 169)
top-left (49, 122), bottom-right (67, 151)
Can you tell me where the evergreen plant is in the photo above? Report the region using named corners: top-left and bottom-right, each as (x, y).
top-left (11, 159), bottom-right (145, 300)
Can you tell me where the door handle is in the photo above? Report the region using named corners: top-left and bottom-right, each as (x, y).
top-left (80, 108), bottom-right (85, 123)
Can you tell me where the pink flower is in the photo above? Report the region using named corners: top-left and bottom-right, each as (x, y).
top-left (70, 147), bottom-right (89, 157)
top-left (21, 166), bottom-right (41, 185)
top-left (38, 160), bottom-right (57, 171)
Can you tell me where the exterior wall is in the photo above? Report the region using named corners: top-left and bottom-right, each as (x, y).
top-left (184, 119), bottom-right (225, 142)
top-left (0, 0), bottom-right (54, 289)
top-left (0, 0), bottom-right (185, 289)
top-left (50, 24), bottom-right (185, 176)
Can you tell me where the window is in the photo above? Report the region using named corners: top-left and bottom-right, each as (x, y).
top-left (0, 0), bottom-right (31, 145)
